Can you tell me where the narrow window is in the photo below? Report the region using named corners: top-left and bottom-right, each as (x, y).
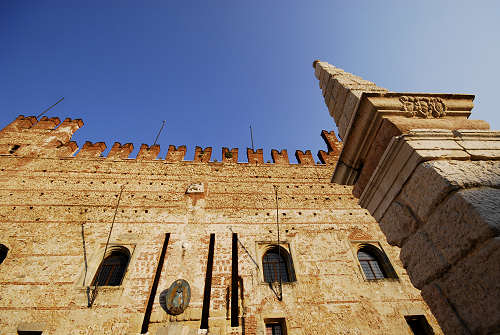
top-left (18, 332), bottom-right (42, 335)
top-left (265, 319), bottom-right (287, 335)
top-left (405, 315), bottom-right (434, 335)
top-left (0, 244), bottom-right (8, 265)
top-left (92, 249), bottom-right (130, 286)
top-left (357, 245), bottom-right (396, 280)
top-left (262, 246), bottom-right (295, 283)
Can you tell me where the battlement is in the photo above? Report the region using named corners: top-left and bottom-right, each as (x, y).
top-left (0, 115), bottom-right (343, 165)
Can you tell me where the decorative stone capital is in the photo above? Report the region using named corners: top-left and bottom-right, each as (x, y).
top-left (332, 92), bottom-right (487, 197)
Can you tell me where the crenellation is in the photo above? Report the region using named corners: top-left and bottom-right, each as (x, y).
top-left (0, 115), bottom-right (37, 134)
top-left (317, 150), bottom-right (338, 165)
top-left (271, 149), bottom-right (289, 165)
top-left (31, 116), bottom-right (61, 130)
top-left (52, 117), bottom-right (84, 143)
top-left (166, 145), bottom-right (186, 162)
top-left (222, 147), bottom-right (238, 163)
top-left (55, 141), bottom-right (79, 157)
top-left (295, 150), bottom-right (315, 165)
top-left (107, 142), bottom-right (134, 160)
top-left (194, 146), bottom-right (212, 163)
top-left (137, 144), bottom-right (160, 160)
top-left (246, 148), bottom-right (263, 164)
top-left (76, 141), bottom-right (107, 158)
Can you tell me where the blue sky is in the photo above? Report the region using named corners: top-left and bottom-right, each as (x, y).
top-left (1, 1), bottom-right (499, 162)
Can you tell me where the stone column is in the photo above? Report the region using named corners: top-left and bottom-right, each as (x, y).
top-left (314, 60), bottom-right (500, 334)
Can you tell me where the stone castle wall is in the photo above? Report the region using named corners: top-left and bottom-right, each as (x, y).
top-left (0, 116), bottom-right (440, 334)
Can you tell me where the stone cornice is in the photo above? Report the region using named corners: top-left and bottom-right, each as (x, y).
top-left (359, 129), bottom-right (500, 221)
top-left (332, 92), bottom-right (479, 188)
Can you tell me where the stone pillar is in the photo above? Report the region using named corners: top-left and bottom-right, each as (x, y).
top-left (314, 60), bottom-right (500, 334)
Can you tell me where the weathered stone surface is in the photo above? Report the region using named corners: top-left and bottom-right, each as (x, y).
top-left (379, 201), bottom-right (418, 247)
top-left (399, 231), bottom-right (449, 289)
top-left (424, 187), bottom-right (500, 265)
top-left (421, 283), bottom-right (471, 335)
top-left (437, 237), bottom-right (500, 334)
top-left (0, 114), bottom-right (441, 334)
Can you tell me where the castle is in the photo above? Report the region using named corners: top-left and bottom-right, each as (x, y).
top-left (0, 61), bottom-right (498, 335)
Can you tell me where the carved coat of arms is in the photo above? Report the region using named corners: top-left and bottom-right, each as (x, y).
top-left (159, 279), bottom-right (191, 315)
top-left (400, 96), bottom-right (446, 118)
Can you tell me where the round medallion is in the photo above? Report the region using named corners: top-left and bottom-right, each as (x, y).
top-left (159, 279), bottom-right (191, 315)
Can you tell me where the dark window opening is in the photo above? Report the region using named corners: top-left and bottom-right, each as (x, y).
top-left (262, 246), bottom-right (295, 283)
top-left (0, 244), bottom-right (8, 265)
top-left (405, 315), bottom-right (434, 335)
top-left (357, 245), bottom-right (396, 280)
top-left (18, 332), bottom-right (43, 335)
top-left (92, 249), bottom-right (129, 286)
top-left (265, 319), bottom-right (287, 335)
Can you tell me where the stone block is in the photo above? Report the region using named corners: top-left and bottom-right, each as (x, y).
top-left (379, 201), bottom-right (418, 247)
top-left (399, 231), bottom-right (449, 289)
top-left (423, 187), bottom-right (500, 266)
top-left (421, 283), bottom-right (470, 335)
top-left (437, 237), bottom-right (500, 334)
top-left (341, 90), bottom-right (363, 131)
top-left (398, 162), bottom-right (459, 223)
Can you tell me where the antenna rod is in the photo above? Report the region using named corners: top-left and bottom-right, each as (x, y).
top-left (153, 120), bottom-right (166, 145)
top-left (250, 125), bottom-right (255, 151)
top-left (36, 97), bottom-right (64, 119)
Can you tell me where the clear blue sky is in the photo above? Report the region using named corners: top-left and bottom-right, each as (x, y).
top-left (1, 1), bottom-right (499, 162)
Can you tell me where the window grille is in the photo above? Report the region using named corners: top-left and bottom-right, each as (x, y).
top-left (262, 247), bottom-right (291, 283)
top-left (357, 248), bottom-right (386, 280)
top-left (266, 323), bottom-right (283, 335)
top-left (92, 250), bottom-right (129, 286)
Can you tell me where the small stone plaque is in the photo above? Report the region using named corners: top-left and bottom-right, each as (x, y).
top-left (159, 279), bottom-right (191, 315)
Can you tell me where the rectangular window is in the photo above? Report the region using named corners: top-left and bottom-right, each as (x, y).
top-left (265, 318), bottom-right (286, 335)
top-left (405, 315), bottom-right (434, 335)
top-left (18, 332), bottom-right (43, 335)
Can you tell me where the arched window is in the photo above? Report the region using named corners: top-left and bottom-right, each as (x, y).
top-left (0, 244), bottom-right (8, 265)
top-left (262, 246), bottom-right (295, 283)
top-left (357, 245), bottom-right (396, 280)
top-left (92, 248), bottom-right (130, 286)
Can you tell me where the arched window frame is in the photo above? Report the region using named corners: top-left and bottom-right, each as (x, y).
top-left (356, 244), bottom-right (397, 281)
top-left (91, 246), bottom-right (130, 287)
top-left (261, 245), bottom-right (296, 283)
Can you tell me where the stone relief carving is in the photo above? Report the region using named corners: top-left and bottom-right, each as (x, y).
top-left (400, 96), bottom-right (446, 118)
top-left (186, 183), bottom-right (204, 194)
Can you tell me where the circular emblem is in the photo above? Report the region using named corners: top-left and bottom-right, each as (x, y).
top-left (159, 279), bottom-right (191, 315)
